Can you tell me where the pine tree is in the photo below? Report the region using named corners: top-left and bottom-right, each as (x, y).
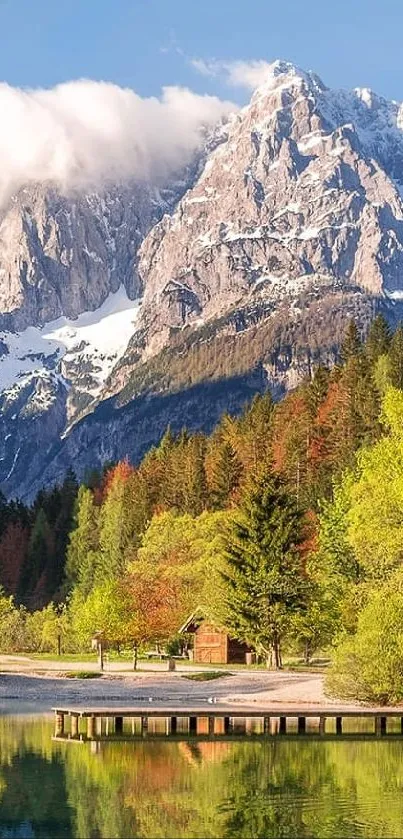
top-left (222, 470), bottom-right (307, 667)
top-left (65, 486), bottom-right (99, 595)
top-left (365, 314), bottom-right (391, 367)
top-left (210, 440), bottom-right (242, 510)
top-left (18, 509), bottom-right (53, 607)
top-left (340, 319), bottom-right (362, 364)
top-left (182, 434), bottom-right (208, 515)
top-left (239, 393), bottom-right (274, 472)
top-left (97, 463), bottom-right (133, 582)
top-left (389, 323), bottom-right (403, 389)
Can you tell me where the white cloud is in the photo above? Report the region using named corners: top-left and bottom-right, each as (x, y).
top-left (0, 80), bottom-right (235, 208)
top-left (191, 58), bottom-right (272, 91)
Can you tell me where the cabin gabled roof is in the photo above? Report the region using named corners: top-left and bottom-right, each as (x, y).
top-left (179, 607), bottom-right (207, 635)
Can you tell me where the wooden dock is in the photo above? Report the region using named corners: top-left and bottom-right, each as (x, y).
top-left (52, 705), bottom-right (403, 741)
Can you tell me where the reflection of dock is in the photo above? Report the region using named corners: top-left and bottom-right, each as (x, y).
top-left (52, 705), bottom-right (403, 741)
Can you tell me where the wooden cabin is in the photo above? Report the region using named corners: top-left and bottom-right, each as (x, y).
top-left (179, 611), bottom-right (251, 665)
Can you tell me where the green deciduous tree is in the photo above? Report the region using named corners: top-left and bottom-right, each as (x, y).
top-left (345, 387), bottom-right (403, 578)
top-left (326, 570), bottom-right (403, 704)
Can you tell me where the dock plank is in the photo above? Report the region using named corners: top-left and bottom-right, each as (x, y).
top-left (52, 705), bottom-right (403, 718)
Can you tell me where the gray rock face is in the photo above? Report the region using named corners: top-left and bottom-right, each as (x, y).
top-left (4, 60), bottom-right (403, 499)
top-left (0, 181), bottom-right (166, 331)
top-left (132, 62), bottom-right (403, 365)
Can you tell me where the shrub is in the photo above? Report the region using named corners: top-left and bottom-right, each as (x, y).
top-left (326, 571), bottom-right (403, 705)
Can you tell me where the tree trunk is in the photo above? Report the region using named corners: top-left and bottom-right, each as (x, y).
top-left (57, 634), bottom-right (61, 657)
top-left (304, 641), bottom-right (311, 665)
top-left (133, 644), bottom-right (138, 671)
top-left (98, 641), bottom-right (104, 672)
top-left (272, 635), bottom-right (282, 670)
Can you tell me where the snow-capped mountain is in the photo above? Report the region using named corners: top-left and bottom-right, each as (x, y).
top-left (133, 61), bottom-right (403, 358)
top-left (4, 60), bottom-right (403, 498)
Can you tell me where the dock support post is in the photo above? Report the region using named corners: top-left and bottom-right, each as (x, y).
top-left (336, 716), bottom-right (342, 735)
top-left (208, 717), bottom-right (214, 735)
top-left (224, 716), bottom-right (231, 734)
top-left (141, 716), bottom-right (148, 736)
top-left (96, 717), bottom-right (102, 737)
top-left (55, 712), bottom-right (64, 737)
top-left (298, 716), bottom-right (306, 735)
top-left (279, 716), bottom-right (287, 735)
top-left (189, 716), bottom-right (197, 735)
top-left (319, 716), bottom-right (326, 736)
top-left (87, 716), bottom-right (95, 739)
top-left (115, 716), bottom-right (123, 734)
top-left (70, 714), bottom-right (79, 738)
top-left (170, 716), bottom-right (177, 735)
top-left (400, 717), bottom-right (403, 735)
top-left (375, 716), bottom-right (387, 736)
top-left (264, 717), bottom-right (270, 735)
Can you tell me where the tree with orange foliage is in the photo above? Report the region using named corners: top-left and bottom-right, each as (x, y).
top-left (124, 562), bottom-right (186, 667)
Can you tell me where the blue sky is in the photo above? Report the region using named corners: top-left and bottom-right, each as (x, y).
top-left (0, 0), bottom-right (402, 102)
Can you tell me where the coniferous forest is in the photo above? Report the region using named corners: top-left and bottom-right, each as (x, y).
top-left (2, 315), bottom-right (403, 703)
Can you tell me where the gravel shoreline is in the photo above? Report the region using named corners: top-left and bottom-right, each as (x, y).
top-left (0, 668), bottom-right (335, 714)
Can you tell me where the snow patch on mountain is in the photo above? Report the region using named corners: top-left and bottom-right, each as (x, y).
top-left (0, 286), bottom-right (140, 397)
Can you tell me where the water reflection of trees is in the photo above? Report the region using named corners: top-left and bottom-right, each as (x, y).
top-left (1, 719), bottom-right (403, 837)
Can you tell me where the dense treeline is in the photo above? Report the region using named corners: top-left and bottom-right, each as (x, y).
top-left (2, 315), bottom-right (403, 699)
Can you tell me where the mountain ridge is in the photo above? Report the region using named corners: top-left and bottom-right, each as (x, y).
top-left (3, 60), bottom-right (403, 498)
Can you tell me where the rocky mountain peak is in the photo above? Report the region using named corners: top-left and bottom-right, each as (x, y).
top-left (3, 61), bottom-right (403, 499)
top-left (130, 62), bottom-right (403, 371)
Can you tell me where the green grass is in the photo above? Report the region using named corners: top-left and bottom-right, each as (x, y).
top-left (182, 671), bottom-right (233, 682)
top-left (64, 671), bottom-right (102, 679)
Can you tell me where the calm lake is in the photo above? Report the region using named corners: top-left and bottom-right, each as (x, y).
top-left (1, 715), bottom-right (403, 838)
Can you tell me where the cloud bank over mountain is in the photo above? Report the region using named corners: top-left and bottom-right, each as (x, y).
top-left (0, 80), bottom-right (235, 207)
top-left (191, 58), bottom-right (273, 90)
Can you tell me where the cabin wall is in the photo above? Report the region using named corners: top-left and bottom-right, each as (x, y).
top-left (192, 622), bottom-right (250, 664)
top-left (194, 623), bottom-right (228, 664)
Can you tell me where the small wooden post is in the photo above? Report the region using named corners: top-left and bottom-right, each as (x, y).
top-left (115, 716), bottom-right (123, 734)
top-left (298, 716), bottom-right (306, 735)
top-left (87, 716), bottom-right (95, 739)
top-left (90, 740), bottom-right (100, 754)
top-left (319, 716), bottom-right (326, 736)
top-left (336, 716), bottom-right (342, 735)
top-left (375, 716), bottom-right (387, 736)
top-left (189, 716), bottom-right (197, 735)
top-left (224, 716), bottom-right (231, 734)
top-left (70, 714), bottom-right (79, 738)
top-left (264, 717), bottom-right (270, 735)
top-left (208, 717), bottom-right (215, 735)
top-left (279, 716), bottom-right (287, 735)
top-left (55, 712), bottom-right (64, 737)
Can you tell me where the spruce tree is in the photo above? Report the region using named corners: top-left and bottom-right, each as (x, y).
top-left (389, 323), bottom-right (403, 389)
top-left (365, 314), bottom-right (391, 368)
top-left (210, 440), bottom-right (242, 510)
top-left (65, 486), bottom-right (99, 595)
top-left (18, 509), bottom-right (53, 607)
top-left (340, 319), bottom-right (362, 364)
top-left (222, 470), bottom-right (307, 667)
